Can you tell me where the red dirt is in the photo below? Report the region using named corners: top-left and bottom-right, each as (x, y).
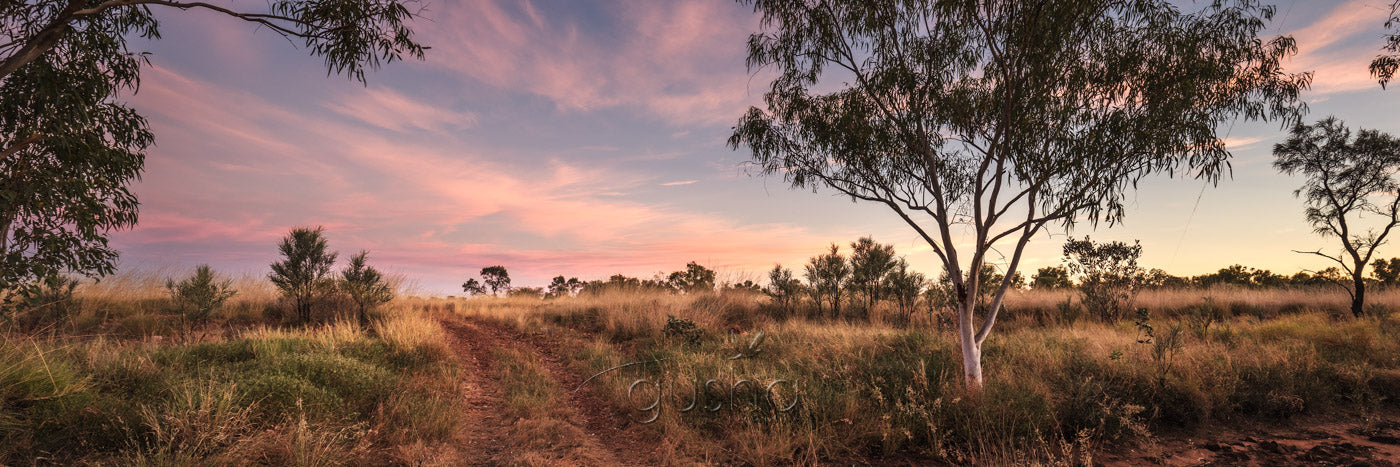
top-left (1102, 414), bottom-right (1400, 466)
top-left (442, 316), bottom-right (665, 466)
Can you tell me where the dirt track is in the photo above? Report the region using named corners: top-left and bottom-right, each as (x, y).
top-left (442, 316), bottom-right (661, 466)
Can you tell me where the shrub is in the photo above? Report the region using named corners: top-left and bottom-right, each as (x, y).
top-left (166, 265), bottom-right (237, 325)
top-left (1063, 236), bottom-right (1146, 322)
top-left (339, 251), bottom-right (393, 327)
top-left (269, 227), bottom-right (338, 324)
top-left (662, 315), bottom-right (703, 345)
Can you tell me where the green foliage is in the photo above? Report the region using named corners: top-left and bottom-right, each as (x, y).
top-left (1373, 0), bottom-right (1400, 88)
top-left (1191, 264), bottom-right (1289, 288)
top-left (166, 265), bottom-right (236, 325)
top-left (579, 274), bottom-right (671, 295)
top-left (339, 251), bottom-right (393, 327)
top-left (1064, 236), bottom-right (1145, 322)
top-left (506, 286), bottom-right (544, 298)
top-left (729, 0), bottom-right (1309, 386)
top-left (269, 227), bottom-right (338, 324)
top-left (461, 278), bottom-right (486, 296)
top-left (479, 265), bottom-right (511, 295)
top-left (804, 243), bottom-right (849, 318)
top-left (848, 236), bottom-right (896, 310)
top-left (764, 264), bottom-right (803, 315)
top-left (0, 1), bottom-right (425, 295)
top-left (662, 315), bottom-right (703, 345)
top-left (1031, 266), bottom-right (1073, 290)
top-left (883, 258), bottom-right (926, 325)
top-left (1374, 257), bottom-right (1400, 287)
top-left (667, 261), bottom-right (716, 294)
top-left (546, 275), bottom-right (582, 298)
top-left (1274, 116), bottom-right (1400, 316)
top-left (2, 274), bottom-right (79, 327)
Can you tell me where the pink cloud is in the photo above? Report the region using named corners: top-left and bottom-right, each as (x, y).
top-left (1287, 0), bottom-right (1395, 95)
top-left (423, 0), bottom-right (763, 126)
top-left (324, 88), bottom-right (477, 133)
top-left (116, 66), bottom-right (830, 289)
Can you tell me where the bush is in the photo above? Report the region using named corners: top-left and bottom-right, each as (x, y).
top-left (166, 265), bottom-right (237, 325)
top-left (269, 227), bottom-right (338, 324)
top-left (662, 315), bottom-right (703, 345)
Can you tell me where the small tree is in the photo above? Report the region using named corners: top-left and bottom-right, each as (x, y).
top-left (667, 262), bottom-right (717, 294)
top-left (1063, 237), bottom-right (1146, 322)
top-left (269, 227), bottom-right (337, 324)
top-left (480, 266), bottom-right (511, 296)
top-left (547, 275), bottom-right (583, 298)
top-left (848, 236), bottom-right (897, 311)
top-left (1374, 258), bottom-right (1400, 288)
top-left (804, 244), bottom-right (850, 318)
top-left (166, 265), bottom-right (237, 326)
top-left (1274, 117), bottom-right (1400, 317)
top-left (340, 251), bottom-right (393, 327)
top-left (884, 258), bottom-right (926, 325)
top-left (462, 278), bottom-right (486, 296)
top-left (765, 264), bottom-right (802, 314)
top-left (1031, 266), bottom-right (1073, 290)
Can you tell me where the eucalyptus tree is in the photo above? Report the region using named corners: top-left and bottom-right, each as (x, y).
top-left (804, 243), bottom-right (850, 318)
top-left (848, 236), bottom-right (897, 310)
top-left (0, 1), bottom-right (425, 295)
top-left (729, 0), bottom-right (1309, 388)
top-left (479, 266), bottom-right (511, 296)
top-left (1274, 117), bottom-right (1400, 317)
top-left (1373, 0), bottom-right (1400, 88)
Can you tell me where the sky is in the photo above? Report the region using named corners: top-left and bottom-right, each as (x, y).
top-left (107, 0), bottom-right (1400, 295)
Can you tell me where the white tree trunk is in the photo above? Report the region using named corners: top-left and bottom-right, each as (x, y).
top-left (957, 301), bottom-right (984, 389)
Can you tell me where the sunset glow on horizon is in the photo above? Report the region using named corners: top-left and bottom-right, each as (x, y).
top-left (109, 0), bottom-right (1400, 294)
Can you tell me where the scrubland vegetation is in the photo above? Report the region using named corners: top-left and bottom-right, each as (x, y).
top-left (0, 273), bottom-right (469, 464)
top-left (433, 280), bottom-right (1400, 465)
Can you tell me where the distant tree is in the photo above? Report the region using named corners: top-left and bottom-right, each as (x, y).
top-left (269, 227), bottom-right (337, 324)
top-left (847, 236), bottom-right (897, 311)
top-left (1274, 117), bottom-right (1400, 317)
top-left (729, 0), bottom-right (1307, 388)
top-left (507, 287), bottom-right (544, 299)
top-left (1031, 266), bottom-right (1073, 290)
top-left (0, 1), bottom-right (425, 299)
top-left (1373, 258), bottom-right (1400, 288)
top-left (461, 278), bottom-right (486, 296)
top-left (723, 280), bottom-right (762, 294)
top-left (1373, 0), bottom-right (1400, 88)
top-left (1191, 264), bottom-right (1286, 288)
top-left (667, 262), bottom-right (716, 294)
top-left (764, 264), bottom-right (802, 313)
top-left (1142, 269), bottom-right (1190, 289)
top-left (547, 275), bottom-right (582, 298)
top-left (340, 251), bottom-right (394, 327)
top-left (883, 258), bottom-right (926, 325)
top-left (804, 244), bottom-right (850, 318)
top-left (166, 265), bottom-right (236, 326)
top-left (480, 266), bottom-right (511, 296)
top-left (1063, 237), bottom-right (1146, 322)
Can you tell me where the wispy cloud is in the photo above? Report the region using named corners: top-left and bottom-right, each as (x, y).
top-left (422, 0), bottom-right (762, 126)
top-left (118, 66), bottom-right (826, 289)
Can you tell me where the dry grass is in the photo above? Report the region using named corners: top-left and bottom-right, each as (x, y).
top-left (442, 288), bottom-right (1400, 465)
top-left (1, 272), bottom-right (464, 465)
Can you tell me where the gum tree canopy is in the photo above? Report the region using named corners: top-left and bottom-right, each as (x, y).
top-left (0, 1), bottom-right (424, 296)
top-left (729, 0), bottom-right (1310, 389)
